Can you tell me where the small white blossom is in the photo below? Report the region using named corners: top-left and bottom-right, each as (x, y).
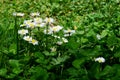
top-left (33, 17), bottom-right (42, 24)
top-left (64, 29), bottom-right (75, 37)
top-left (57, 41), bottom-right (63, 45)
top-left (96, 34), bottom-right (101, 40)
top-left (23, 36), bottom-right (32, 42)
top-left (64, 29), bottom-right (75, 33)
top-left (26, 22), bottom-right (36, 28)
top-left (62, 38), bottom-right (68, 43)
top-left (30, 12), bottom-right (40, 17)
top-left (20, 24), bottom-right (26, 27)
top-left (24, 20), bottom-right (33, 24)
top-left (50, 47), bottom-right (56, 52)
top-left (53, 35), bottom-right (60, 39)
top-left (39, 23), bottom-right (46, 27)
top-left (18, 29), bottom-right (28, 35)
top-left (36, 23), bottom-right (46, 27)
top-left (30, 39), bottom-right (38, 45)
top-left (44, 17), bottom-right (54, 24)
top-left (95, 57), bottom-right (105, 63)
top-left (50, 25), bottom-right (63, 32)
top-left (64, 34), bottom-right (72, 37)
top-left (43, 29), bottom-right (53, 34)
top-left (13, 12), bottom-right (24, 17)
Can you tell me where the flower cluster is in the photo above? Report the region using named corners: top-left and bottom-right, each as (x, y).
top-left (17, 12), bottom-right (76, 46)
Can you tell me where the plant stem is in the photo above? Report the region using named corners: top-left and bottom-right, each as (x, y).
top-left (14, 17), bottom-right (19, 55)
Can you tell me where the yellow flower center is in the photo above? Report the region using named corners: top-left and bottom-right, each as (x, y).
top-left (21, 30), bottom-right (25, 34)
top-left (48, 18), bottom-right (51, 22)
top-left (32, 39), bottom-right (36, 43)
top-left (53, 27), bottom-right (58, 31)
top-left (68, 29), bottom-right (71, 33)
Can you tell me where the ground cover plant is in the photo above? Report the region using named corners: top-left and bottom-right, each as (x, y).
top-left (0, 0), bottom-right (120, 80)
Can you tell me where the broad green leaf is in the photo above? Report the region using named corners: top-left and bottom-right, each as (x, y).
top-left (72, 59), bottom-right (84, 69)
top-left (30, 67), bottom-right (48, 80)
top-left (9, 59), bottom-right (20, 68)
top-left (101, 30), bottom-right (108, 38)
top-left (100, 65), bottom-right (112, 76)
top-left (0, 68), bottom-right (7, 76)
top-left (12, 68), bottom-right (22, 74)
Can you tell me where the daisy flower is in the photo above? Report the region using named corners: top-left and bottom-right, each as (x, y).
top-left (95, 57), bottom-right (105, 63)
top-left (50, 47), bottom-right (56, 52)
top-left (50, 25), bottom-right (63, 33)
top-left (18, 29), bottom-right (28, 35)
top-left (62, 38), bottom-right (68, 43)
top-left (30, 39), bottom-right (38, 45)
top-left (26, 22), bottom-right (36, 29)
top-left (43, 29), bottom-right (53, 35)
top-left (33, 17), bottom-right (42, 24)
top-left (56, 41), bottom-right (63, 45)
top-left (44, 17), bottom-right (54, 24)
top-left (23, 36), bottom-right (32, 42)
top-left (64, 29), bottom-right (75, 37)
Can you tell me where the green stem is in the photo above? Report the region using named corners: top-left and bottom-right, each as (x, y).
top-left (46, 24), bottom-right (49, 50)
top-left (14, 17), bottom-right (19, 55)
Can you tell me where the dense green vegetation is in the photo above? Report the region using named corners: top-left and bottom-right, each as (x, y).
top-left (1, 0), bottom-right (120, 80)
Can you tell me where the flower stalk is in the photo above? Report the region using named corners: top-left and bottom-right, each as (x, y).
top-left (14, 16), bottom-right (19, 54)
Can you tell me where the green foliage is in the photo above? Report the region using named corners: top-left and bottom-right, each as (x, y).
top-left (1, 0), bottom-right (120, 80)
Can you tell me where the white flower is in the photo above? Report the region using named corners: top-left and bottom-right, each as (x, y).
top-left (64, 29), bottom-right (75, 37)
top-left (50, 47), bottom-right (56, 52)
top-left (30, 12), bottom-right (40, 17)
top-left (33, 17), bottom-right (42, 24)
top-left (62, 38), bottom-right (68, 43)
top-left (64, 34), bottom-right (72, 37)
top-left (39, 23), bottom-right (46, 27)
top-left (64, 29), bottom-right (75, 33)
top-left (13, 12), bottom-right (24, 17)
top-left (53, 35), bottom-right (60, 39)
top-left (57, 41), bottom-right (63, 45)
top-left (30, 39), bottom-right (38, 45)
top-left (50, 25), bottom-right (63, 32)
top-left (96, 34), bottom-right (101, 40)
top-left (18, 29), bottom-right (28, 35)
top-left (44, 17), bottom-right (54, 24)
top-left (26, 22), bottom-right (36, 28)
top-left (43, 29), bottom-right (53, 34)
top-left (20, 24), bottom-right (26, 27)
top-left (36, 23), bottom-right (46, 27)
top-left (24, 20), bottom-right (33, 24)
top-left (23, 36), bottom-right (32, 42)
top-left (95, 57), bottom-right (105, 63)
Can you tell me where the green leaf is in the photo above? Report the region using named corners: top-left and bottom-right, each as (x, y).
top-left (101, 30), bottom-right (108, 38)
top-left (86, 29), bottom-right (95, 37)
top-left (30, 67), bottom-right (48, 80)
top-left (72, 59), bottom-right (85, 69)
top-left (100, 65), bottom-right (112, 76)
top-left (12, 68), bottom-right (22, 74)
top-left (8, 23), bottom-right (14, 30)
top-left (0, 68), bottom-right (7, 77)
top-left (43, 51), bottom-right (57, 56)
top-left (81, 37), bottom-right (88, 43)
top-left (9, 43), bottom-right (16, 54)
top-left (9, 59), bottom-right (20, 68)
top-left (114, 49), bottom-right (120, 58)
top-left (51, 56), bottom-right (69, 65)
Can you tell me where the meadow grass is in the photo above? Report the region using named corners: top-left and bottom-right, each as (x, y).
top-left (1, 0), bottom-right (120, 80)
